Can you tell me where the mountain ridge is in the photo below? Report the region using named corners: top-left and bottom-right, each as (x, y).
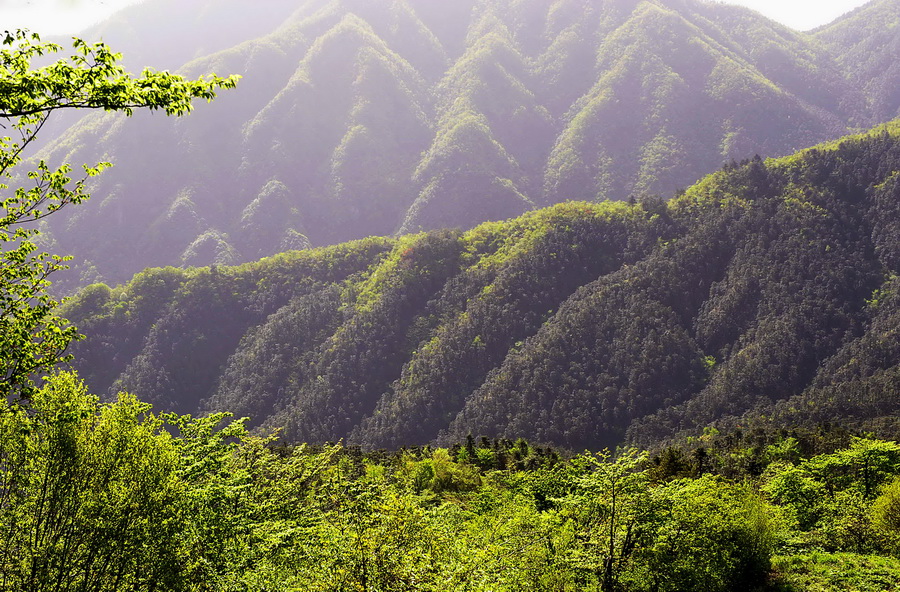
top-left (28, 0), bottom-right (900, 290)
top-left (62, 120), bottom-right (900, 450)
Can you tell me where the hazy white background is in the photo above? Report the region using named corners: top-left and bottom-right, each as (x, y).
top-left (0, 0), bottom-right (877, 37)
top-left (0, 0), bottom-right (143, 34)
top-left (725, 0), bottom-right (870, 30)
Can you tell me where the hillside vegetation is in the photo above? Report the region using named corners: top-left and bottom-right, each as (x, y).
top-left (63, 121), bottom-right (900, 450)
top-left (32, 0), bottom-right (900, 288)
top-left (7, 12), bottom-right (900, 589)
top-left (9, 372), bottom-right (900, 591)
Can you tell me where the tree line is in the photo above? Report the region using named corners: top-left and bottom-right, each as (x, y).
top-left (5, 373), bottom-right (900, 591)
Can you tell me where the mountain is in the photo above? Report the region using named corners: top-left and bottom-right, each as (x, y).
top-left (29, 0), bottom-right (899, 290)
top-left (814, 0), bottom-right (900, 125)
top-left (61, 121), bottom-right (900, 449)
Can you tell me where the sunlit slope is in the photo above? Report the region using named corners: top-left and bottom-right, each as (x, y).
top-left (34, 0), bottom-right (889, 288)
top-left (63, 122), bottom-right (900, 449)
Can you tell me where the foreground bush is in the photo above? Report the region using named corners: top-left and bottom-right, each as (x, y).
top-left (6, 374), bottom-right (900, 591)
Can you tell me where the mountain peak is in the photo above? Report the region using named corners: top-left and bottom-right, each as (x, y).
top-left (32, 0), bottom-right (897, 290)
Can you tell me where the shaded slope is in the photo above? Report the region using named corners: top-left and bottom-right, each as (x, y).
top-left (63, 122), bottom-right (900, 449)
top-left (815, 0), bottom-right (900, 124)
top-left (31, 0), bottom-right (892, 289)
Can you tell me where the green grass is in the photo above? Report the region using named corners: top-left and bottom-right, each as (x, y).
top-left (769, 552), bottom-right (900, 592)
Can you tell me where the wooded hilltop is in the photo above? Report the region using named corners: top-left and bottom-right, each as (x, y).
top-left (62, 121), bottom-right (900, 451)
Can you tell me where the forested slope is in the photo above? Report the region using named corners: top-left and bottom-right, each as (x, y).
top-left (31, 0), bottom-right (900, 289)
top-left (815, 0), bottom-right (900, 125)
top-left (62, 122), bottom-right (900, 449)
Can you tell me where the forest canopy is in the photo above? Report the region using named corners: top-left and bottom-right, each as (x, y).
top-left (4, 372), bottom-right (900, 591)
top-left (62, 122), bottom-right (900, 451)
top-left (2, 10), bottom-right (900, 590)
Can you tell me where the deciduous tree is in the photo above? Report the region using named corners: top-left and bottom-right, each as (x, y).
top-left (0, 29), bottom-right (237, 402)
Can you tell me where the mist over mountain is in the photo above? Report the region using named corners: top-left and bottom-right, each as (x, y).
top-left (10, 3), bottom-right (900, 587)
top-left (30, 0), bottom-right (900, 289)
top-left (61, 122), bottom-right (900, 449)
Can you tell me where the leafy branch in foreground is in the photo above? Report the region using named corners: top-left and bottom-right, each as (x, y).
top-left (0, 29), bottom-right (238, 402)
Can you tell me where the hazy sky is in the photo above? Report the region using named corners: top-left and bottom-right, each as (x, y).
top-left (0, 0), bottom-right (144, 35)
top-left (0, 0), bottom-right (877, 36)
top-left (724, 0), bottom-right (871, 30)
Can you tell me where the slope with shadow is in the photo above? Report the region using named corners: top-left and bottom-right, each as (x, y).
top-left (814, 0), bottom-right (900, 125)
top-left (31, 0), bottom-right (892, 291)
top-left (62, 121), bottom-right (900, 449)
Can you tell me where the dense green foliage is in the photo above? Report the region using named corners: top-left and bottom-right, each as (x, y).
top-left (0, 373), bottom-right (268, 591)
top-left (65, 122), bottom-right (900, 449)
top-left (29, 0), bottom-right (900, 289)
top-left (5, 373), bottom-right (900, 591)
top-left (11, 15), bottom-right (900, 592)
